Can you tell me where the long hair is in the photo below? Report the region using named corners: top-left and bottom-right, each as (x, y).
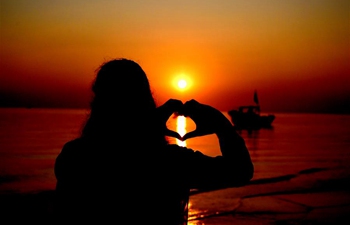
top-left (81, 58), bottom-right (167, 146)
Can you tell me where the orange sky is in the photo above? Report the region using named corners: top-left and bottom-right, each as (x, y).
top-left (0, 0), bottom-right (349, 113)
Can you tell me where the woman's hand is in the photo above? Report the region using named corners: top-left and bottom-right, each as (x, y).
top-left (156, 99), bottom-right (183, 139)
top-left (180, 99), bottom-right (233, 141)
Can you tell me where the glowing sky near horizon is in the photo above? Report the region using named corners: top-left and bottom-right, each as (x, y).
top-left (0, 0), bottom-right (349, 112)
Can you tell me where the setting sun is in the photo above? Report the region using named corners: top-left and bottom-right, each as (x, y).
top-left (177, 79), bottom-right (187, 89)
top-left (172, 73), bottom-right (193, 92)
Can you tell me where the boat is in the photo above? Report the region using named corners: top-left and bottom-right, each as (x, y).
top-left (228, 90), bottom-right (275, 129)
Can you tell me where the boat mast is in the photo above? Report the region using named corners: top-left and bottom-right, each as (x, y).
top-left (254, 90), bottom-right (260, 113)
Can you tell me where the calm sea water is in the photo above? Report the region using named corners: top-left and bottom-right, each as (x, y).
top-left (0, 108), bottom-right (349, 195)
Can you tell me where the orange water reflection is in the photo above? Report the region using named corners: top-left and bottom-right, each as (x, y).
top-left (176, 115), bottom-right (187, 147)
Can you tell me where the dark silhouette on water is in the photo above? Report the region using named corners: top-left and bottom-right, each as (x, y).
top-left (53, 58), bottom-right (254, 224)
top-left (228, 90), bottom-right (275, 130)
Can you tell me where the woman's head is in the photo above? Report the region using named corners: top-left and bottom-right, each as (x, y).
top-left (92, 58), bottom-right (156, 111)
top-left (82, 58), bottom-right (162, 139)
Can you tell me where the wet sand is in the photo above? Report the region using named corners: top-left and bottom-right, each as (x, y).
top-left (189, 166), bottom-right (350, 225)
top-left (1, 166), bottom-right (350, 225)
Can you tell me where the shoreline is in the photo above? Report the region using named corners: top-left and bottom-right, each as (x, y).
top-left (1, 166), bottom-right (350, 224)
top-left (189, 166), bottom-right (350, 224)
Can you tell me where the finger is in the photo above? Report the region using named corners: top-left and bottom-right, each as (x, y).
top-left (184, 99), bottom-right (198, 105)
top-left (181, 130), bottom-right (204, 141)
top-left (167, 99), bottom-right (183, 108)
top-left (165, 99), bottom-right (183, 115)
top-left (157, 100), bottom-right (183, 122)
top-left (164, 129), bottom-right (181, 140)
top-left (181, 99), bottom-right (199, 116)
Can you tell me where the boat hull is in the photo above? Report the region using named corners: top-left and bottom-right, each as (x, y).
top-left (228, 110), bottom-right (275, 129)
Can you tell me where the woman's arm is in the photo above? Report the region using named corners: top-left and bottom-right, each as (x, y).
top-left (181, 100), bottom-right (254, 188)
top-left (216, 125), bottom-right (254, 184)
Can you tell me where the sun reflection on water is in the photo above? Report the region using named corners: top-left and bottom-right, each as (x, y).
top-left (176, 115), bottom-right (187, 147)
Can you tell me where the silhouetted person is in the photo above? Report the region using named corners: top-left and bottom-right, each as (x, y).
top-left (53, 58), bottom-right (254, 225)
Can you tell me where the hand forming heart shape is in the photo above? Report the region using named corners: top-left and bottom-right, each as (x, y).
top-left (164, 114), bottom-right (193, 141)
top-left (160, 99), bottom-right (232, 141)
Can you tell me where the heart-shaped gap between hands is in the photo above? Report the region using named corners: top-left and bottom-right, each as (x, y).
top-left (161, 99), bottom-right (224, 141)
top-left (164, 115), bottom-right (196, 141)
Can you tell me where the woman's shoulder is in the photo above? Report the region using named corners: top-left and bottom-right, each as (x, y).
top-left (59, 137), bottom-right (88, 157)
top-left (62, 137), bottom-right (84, 149)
